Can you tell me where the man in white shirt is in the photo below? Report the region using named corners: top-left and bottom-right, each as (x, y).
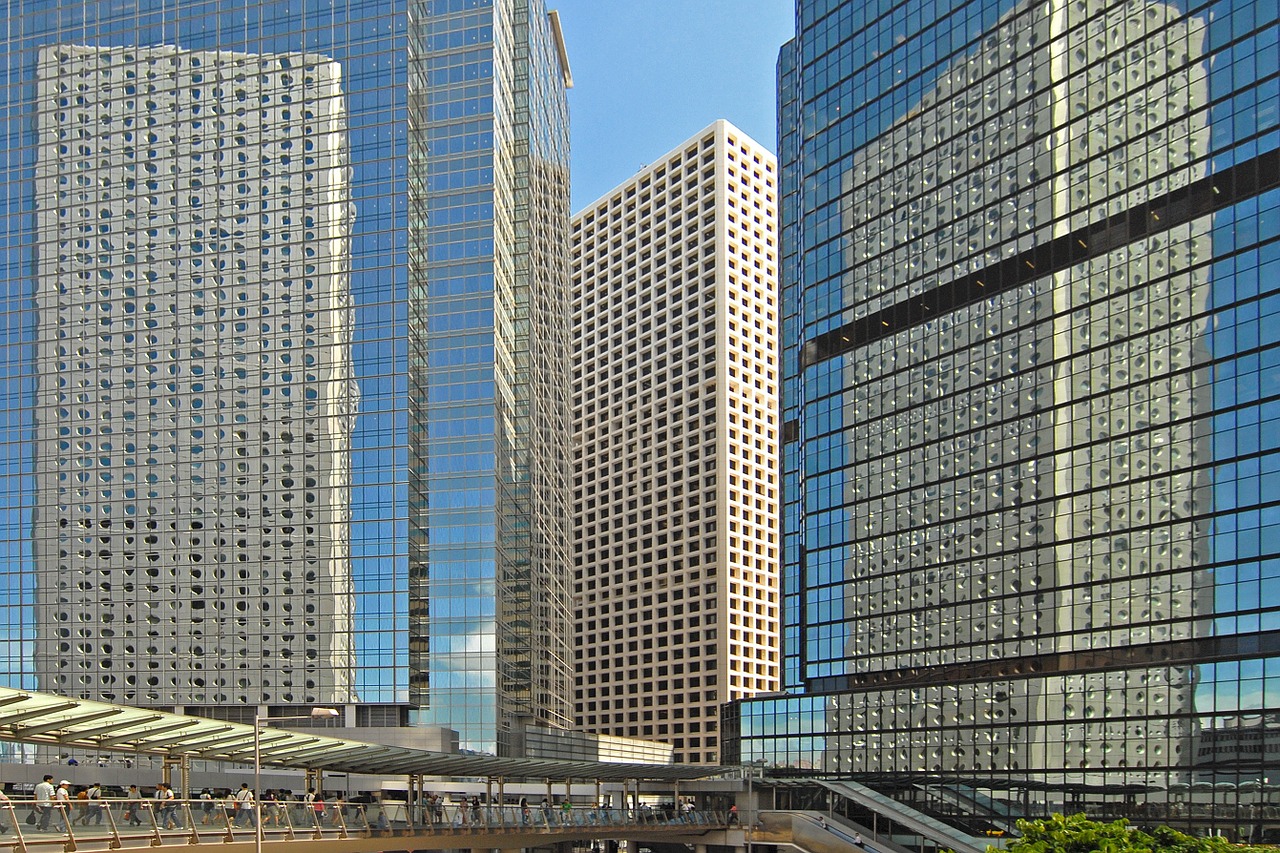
top-left (33, 775), bottom-right (55, 831)
top-left (233, 783), bottom-right (256, 828)
top-left (155, 782), bottom-right (180, 829)
top-left (86, 782), bottom-right (103, 825)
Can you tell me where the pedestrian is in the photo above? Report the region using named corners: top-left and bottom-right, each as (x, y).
top-left (73, 784), bottom-right (89, 825)
top-left (123, 784), bottom-right (143, 826)
top-left (330, 792), bottom-right (347, 827)
top-left (817, 815), bottom-right (827, 830)
top-left (156, 782), bottom-right (179, 829)
top-left (729, 804), bottom-right (739, 825)
top-left (34, 774), bottom-right (55, 831)
top-left (53, 780), bottom-right (72, 831)
top-left (560, 798), bottom-right (573, 825)
top-left (233, 783), bottom-right (255, 828)
top-left (470, 795), bottom-right (481, 826)
top-left (541, 797), bottom-right (552, 825)
top-left (520, 796), bottom-right (530, 825)
top-left (854, 831), bottom-right (864, 846)
top-left (199, 788), bottom-right (214, 825)
top-left (86, 782), bottom-right (104, 825)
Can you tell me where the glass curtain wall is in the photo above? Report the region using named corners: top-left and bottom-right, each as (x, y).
top-left (408, 0), bottom-right (572, 754)
top-left (2, 0), bottom-right (410, 710)
top-left (730, 0), bottom-right (1280, 831)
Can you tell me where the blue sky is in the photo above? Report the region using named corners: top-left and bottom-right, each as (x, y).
top-left (552, 1), bottom-right (795, 212)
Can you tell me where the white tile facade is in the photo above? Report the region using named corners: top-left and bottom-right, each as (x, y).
top-left (571, 121), bottom-right (780, 764)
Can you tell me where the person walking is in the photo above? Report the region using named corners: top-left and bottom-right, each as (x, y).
top-left (86, 782), bottom-right (104, 825)
top-left (72, 784), bottom-right (89, 825)
top-left (156, 782), bottom-right (180, 830)
top-left (34, 775), bottom-right (55, 831)
top-left (198, 788), bottom-right (214, 825)
top-left (233, 783), bottom-right (255, 828)
top-left (124, 785), bottom-right (144, 827)
top-left (0, 786), bottom-right (12, 835)
top-left (52, 780), bottom-right (72, 832)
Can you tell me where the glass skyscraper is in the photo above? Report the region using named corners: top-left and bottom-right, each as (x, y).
top-left (728, 0), bottom-right (1280, 830)
top-left (1, 0), bottom-right (572, 756)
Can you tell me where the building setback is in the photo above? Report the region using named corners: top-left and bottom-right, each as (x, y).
top-left (573, 121), bottom-right (781, 765)
top-left (727, 0), bottom-right (1280, 824)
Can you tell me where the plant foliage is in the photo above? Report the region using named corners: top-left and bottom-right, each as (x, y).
top-left (992, 813), bottom-right (1273, 853)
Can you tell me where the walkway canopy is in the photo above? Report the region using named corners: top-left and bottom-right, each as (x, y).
top-left (0, 688), bottom-right (729, 782)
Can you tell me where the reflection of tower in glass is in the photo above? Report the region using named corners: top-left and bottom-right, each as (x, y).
top-left (823, 0), bottom-right (1211, 784)
top-left (33, 44), bottom-right (358, 706)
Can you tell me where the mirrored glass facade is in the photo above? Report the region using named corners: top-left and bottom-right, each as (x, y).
top-left (2, 0), bottom-right (571, 755)
top-left (408, 0), bottom-right (574, 752)
top-left (728, 0), bottom-right (1280, 826)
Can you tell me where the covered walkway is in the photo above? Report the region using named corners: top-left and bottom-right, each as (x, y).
top-left (0, 688), bottom-right (733, 849)
top-left (0, 797), bottom-right (734, 851)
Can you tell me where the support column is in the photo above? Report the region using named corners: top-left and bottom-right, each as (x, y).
top-left (406, 775), bottom-right (416, 830)
top-left (498, 777), bottom-right (506, 823)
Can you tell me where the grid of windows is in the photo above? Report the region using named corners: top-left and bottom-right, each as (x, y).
top-left (407, 0), bottom-right (574, 753)
top-left (572, 121), bottom-right (781, 765)
top-left (3, 0), bottom-right (407, 714)
top-left (32, 44), bottom-right (358, 706)
top-left (730, 0), bottom-right (1280, 826)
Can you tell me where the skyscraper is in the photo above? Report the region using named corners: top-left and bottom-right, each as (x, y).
top-left (33, 43), bottom-right (358, 707)
top-left (728, 0), bottom-right (1280, 824)
top-left (572, 121), bottom-right (781, 765)
top-left (3, 0), bottom-right (573, 756)
top-left (408, 1), bottom-right (575, 753)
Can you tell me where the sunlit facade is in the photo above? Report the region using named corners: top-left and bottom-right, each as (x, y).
top-left (728, 0), bottom-right (1280, 826)
top-left (572, 121), bottom-right (781, 765)
top-left (3, 0), bottom-right (574, 754)
top-left (33, 43), bottom-right (359, 707)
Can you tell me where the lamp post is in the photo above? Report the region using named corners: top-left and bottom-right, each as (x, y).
top-left (254, 707), bottom-right (340, 853)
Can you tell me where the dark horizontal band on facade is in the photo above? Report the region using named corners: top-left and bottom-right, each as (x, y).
top-left (806, 628), bottom-right (1280, 695)
top-left (799, 147), bottom-right (1280, 371)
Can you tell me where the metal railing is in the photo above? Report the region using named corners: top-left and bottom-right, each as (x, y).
top-left (0, 797), bottom-right (731, 849)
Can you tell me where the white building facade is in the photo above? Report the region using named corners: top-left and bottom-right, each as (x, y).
top-left (571, 121), bottom-right (781, 764)
top-left (33, 44), bottom-right (358, 708)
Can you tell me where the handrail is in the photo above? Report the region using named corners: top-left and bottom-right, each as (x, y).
top-left (0, 796), bottom-right (731, 850)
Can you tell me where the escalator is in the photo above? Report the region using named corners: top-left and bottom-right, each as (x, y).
top-left (755, 810), bottom-right (915, 853)
top-left (811, 779), bottom-right (989, 853)
top-left (915, 784), bottom-right (1020, 837)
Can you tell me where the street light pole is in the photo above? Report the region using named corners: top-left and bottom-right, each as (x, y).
top-left (253, 707), bottom-right (340, 853)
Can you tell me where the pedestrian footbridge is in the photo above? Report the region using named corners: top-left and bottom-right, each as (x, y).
top-left (0, 798), bottom-right (734, 851)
